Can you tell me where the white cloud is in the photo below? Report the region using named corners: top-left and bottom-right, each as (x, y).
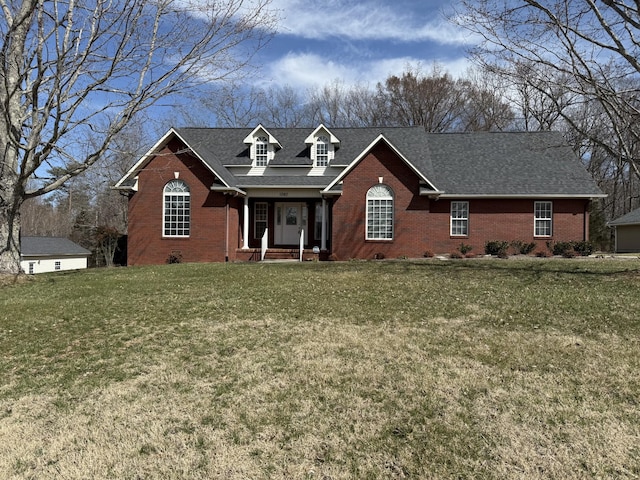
top-left (256, 52), bottom-right (473, 91)
top-left (270, 0), bottom-right (474, 45)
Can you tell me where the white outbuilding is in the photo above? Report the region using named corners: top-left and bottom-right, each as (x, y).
top-left (609, 208), bottom-right (640, 253)
top-left (20, 237), bottom-right (91, 274)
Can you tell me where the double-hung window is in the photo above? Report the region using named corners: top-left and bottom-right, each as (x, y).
top-left (366, 185), bottom-right (394, 240)
top-left (255, 136), bottom-right (268, 166)
top-left (450, 201), bottom-right (469, 236)
top-left (254, 202), bottom-right (268, 239)
top-left (163, 180), bottom-right (191, 237)
top-left (315, 136), bottom-right (329, 167)
top-left (534, 201), bottom-right (552, 237)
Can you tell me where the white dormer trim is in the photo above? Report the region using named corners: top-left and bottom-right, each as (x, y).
top-left (304, 124), bottom-right (340, 145)
top-left (305, 124), bottom-right (340, 167)
top-left (243, 124), bottom-right (282, 147)
top-left (243, 124), bottom-right (281, 167)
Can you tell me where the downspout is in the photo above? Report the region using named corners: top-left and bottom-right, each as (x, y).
top-left (583, 200), bottom-right (589, 241)
top-left (225, 196), bottom-right (229, 262)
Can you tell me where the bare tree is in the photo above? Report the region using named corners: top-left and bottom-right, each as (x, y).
top-left (308, 80), bottom-right (383, 128)
top-left (457, 69), bottom-right (515, 132)
top-left (376, 65), bottom-right (468, 132)
top-left (453, 0), bottom-right (640, 188)
top-left (0, 0), bottom-right (275, 273)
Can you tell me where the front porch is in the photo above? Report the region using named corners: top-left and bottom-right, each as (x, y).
top-left (240, 196), bottom-right (332, 253)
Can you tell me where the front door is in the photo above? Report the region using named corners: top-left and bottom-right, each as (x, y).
top-left (275, 203), bottom-right (308, 245)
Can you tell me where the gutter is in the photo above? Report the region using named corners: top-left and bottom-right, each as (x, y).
top-left (210, 185), bottom-right (246, 196)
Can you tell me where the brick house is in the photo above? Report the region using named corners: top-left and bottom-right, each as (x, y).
top-left (113, 125), bottom-right (605, 264)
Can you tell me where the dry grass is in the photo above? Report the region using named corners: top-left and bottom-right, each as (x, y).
top-left (0, 259), bottom-right (639, 478)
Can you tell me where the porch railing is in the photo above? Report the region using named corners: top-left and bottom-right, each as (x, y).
top-left (299, 229), bottom-right (304, 262)
top-left (260, 228), bottom-right (269, 261)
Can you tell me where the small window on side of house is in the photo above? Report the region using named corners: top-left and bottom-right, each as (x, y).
top-left (450, 201), bottom-right (469, 236)
top-left (534, 201), bottom-right (553, 237)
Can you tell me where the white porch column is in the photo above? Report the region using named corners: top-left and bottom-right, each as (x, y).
top-left (321, 198), bottom-right (327, 251)
top-left (243, 196), bottom-right (250, 249)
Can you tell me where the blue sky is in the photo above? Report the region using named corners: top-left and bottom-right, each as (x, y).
top-left (252, 0), bottom-right (475, 91)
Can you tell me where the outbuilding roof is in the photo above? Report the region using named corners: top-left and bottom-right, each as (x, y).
top-left (608, 207), bottom-right (640, 226)
top-left (21, 237), bottom-right (91, 257)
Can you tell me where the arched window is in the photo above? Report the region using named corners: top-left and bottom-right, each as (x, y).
top-left (255, 136), bottom-right (269, 166)
top-left (315, 135), bottom-right (329, 167)
top-left (163, 180), bottom-right (190, 237)
top-left (366, 184), bottom-right (394, 240)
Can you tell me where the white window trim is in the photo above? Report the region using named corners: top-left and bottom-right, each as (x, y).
top-left (253, 136), bottom-right (269, 167)
top-left (314, 135), bottom-right (331, 167)
top-left (534, 201), bottom-right (553, 237)
top-left (163, 180), bottom-right (191, 238)
top-left (366, 184), bottom-right (394, 240)
top-left (254, 202), bottom-right (268, 239)
top-left (450, 201), bottom-right (469, 237)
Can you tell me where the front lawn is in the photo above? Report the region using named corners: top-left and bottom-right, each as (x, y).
top-left (0, 259), bottom-right (639, 478)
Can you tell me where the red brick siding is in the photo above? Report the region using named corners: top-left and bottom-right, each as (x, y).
top-left (331, 142), bottom-right (591, 259)
top-left (127, 139), bottom-right (241, 265)
top-left (426, 198), bottom-right (589, 254)
top-left (331, 142), bottom-right (430, 260)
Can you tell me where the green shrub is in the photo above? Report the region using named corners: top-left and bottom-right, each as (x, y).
top-left (572, 241), bottom-right (594, 256)
top-left (167, 252), bottom-right (182, 264)
top-left (485, 240), bottom-right (509, 256)
top-left (511, 240), bottom-right (536, 255)
top-left (550, 241), bottom-right (573, 256)
top-left (458, 242), bottom-right (473, 255)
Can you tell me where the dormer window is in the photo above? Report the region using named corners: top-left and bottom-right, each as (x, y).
top-left (305, 125), bottom-right (340, 167)
top-left (243, 125), bottom-right (281, 167)
top-left (255, 136), bottom-right (268, 166)
top-left (316, 136), bottom-right (329, 167)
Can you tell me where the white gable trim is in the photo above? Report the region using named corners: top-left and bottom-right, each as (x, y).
top-left (304, 124), bottom-right (340, 145)
top-left (113, 128), bottom-right (235, 191)
top-left (322, 134), bottom-right (441, 194)
top-left (113, 128), bottom-right (177, 189)
top-left (243, 124), bottom-right (282, 148)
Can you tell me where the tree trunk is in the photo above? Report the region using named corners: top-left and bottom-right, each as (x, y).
top-left (0, 198), bottom-right (22, 275)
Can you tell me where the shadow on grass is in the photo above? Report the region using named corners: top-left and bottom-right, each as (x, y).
top-left (383, 257), bottom-right (640, 279)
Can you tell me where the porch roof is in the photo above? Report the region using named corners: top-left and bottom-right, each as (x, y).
top-left (235, 175), bottom-right (336, 188)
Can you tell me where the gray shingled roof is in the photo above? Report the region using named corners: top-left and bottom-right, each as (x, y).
top-left (173, 128), bottom-right (242, 188)
top-left (21, 237), bottom-right (91, 257)
top-left (609, 207), bottom-right (640, 226)
top-left (427, 131), bottom-right (602, 196)
top-left (236, 175), bottom-right (337, 188)
top-left (118, 126), bottom-right (603, 198)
